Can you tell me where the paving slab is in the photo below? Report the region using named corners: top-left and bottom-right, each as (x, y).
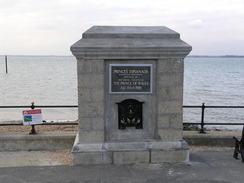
top-left (0, 131), bottom-right (243, 182)
top-left (183, 131), bottom-right (241, 146)
top-left (0, 149), bottom-right (72, 167)
top-left (0, 146), bottom-right (244, 182)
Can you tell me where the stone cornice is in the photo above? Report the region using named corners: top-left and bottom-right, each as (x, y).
top-left (71, 26), bottom-right (192, 59)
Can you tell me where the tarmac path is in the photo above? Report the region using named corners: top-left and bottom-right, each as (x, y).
top-left (0, 146), bottom-right (244, 182)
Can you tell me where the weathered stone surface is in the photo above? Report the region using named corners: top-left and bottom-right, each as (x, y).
top-left (78, 130), bottom-right (104, 143)
top-left (113, 151), bottom-right (149, 164)
top-left (71, 26), bottom-right (191, 164)
top-left (158, 100), bottom-right (183, 114)
top-left (103, 142), bottom-right (148, 150)
top-left (73, 143), bottom-right (103, 151)
top-left (158, 87), bottom-right (171, 100)
top-left (91, 60), bottom-right (104, 73)
top-left (78, 74), bottom-right (104, 88)
top-left (77, 59), bottom-right (91, 73)
top-left (151, 150), bottom-right (189, 163)
top-left (78, 88), bottom-right (91, 102)
top-left (158, 72), bottom-right (183, 86)
top-left (170, 114), bottom-right (183, 128)
top-left (171, 86), bottom-right (183, 100)
top-left (73, 151), bottom-right (112, 165)
top-left (157, 129), bottom-right (183, 141)
top-left (91, 88), bottom-right (104, 102)
top-left (171, 58), bottom-right (184, 71)
top-left (71, 26), bottom-right (191, 59)
top-left (78, 103), bottom-right (103, 116)
top-left (78, 117), bottom-right (91, 130)
top-left (92, 117), bottom-right (104, 130)
top-left (158, 114), bottom-right (170, 128)
top-left (158, 59), bottom-right (171, 72)
top-left (148, 141), bottom-right (184, 150)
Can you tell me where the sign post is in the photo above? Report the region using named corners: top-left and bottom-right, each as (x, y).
top-left (22, 109), bottom-right (43, 125)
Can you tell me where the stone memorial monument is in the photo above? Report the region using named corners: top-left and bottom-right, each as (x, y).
top-left (70, 26), bottom-right (192, 164)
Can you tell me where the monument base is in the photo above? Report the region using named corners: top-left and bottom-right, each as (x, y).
top-left (71, 26), bottom-right (192, 165)
top-left (72, 134), bottom-right (189, 165)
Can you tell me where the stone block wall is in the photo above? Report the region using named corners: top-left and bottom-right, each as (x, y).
top-left (77, 58), bottom-right (185, 143)
top-left (77, 59), bottom-right (105, 143)
top-left (157, 58), bottom-right (184, 141)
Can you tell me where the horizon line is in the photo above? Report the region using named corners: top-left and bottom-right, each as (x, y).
top-left (1, 54), bottom-right (244, 58)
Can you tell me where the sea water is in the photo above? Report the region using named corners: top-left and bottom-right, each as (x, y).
top-left (0, 56), bottom-right (243, 130)
top-left (0, 56), bottom-right (78, 122)
top-left (184, 57), bottom-right (244, 130)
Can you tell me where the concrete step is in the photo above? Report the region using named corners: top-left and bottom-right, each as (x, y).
top-left (183, 131), bottom-right (242, 147)
top-left (0, 132), bottom-right (76, 151)
top-left (0, 131), bottom-right (241, 151)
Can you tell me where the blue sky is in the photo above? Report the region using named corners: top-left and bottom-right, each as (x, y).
top-left (0, 0), bottom-right (244, 55)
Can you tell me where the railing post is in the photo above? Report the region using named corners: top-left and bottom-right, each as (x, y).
top-left (5, 55), bottom-right (8, 74)
top-left (29, 125), bottom-right (37, 135)
top-left (31, 101), bottom-right (35, 109)
top-left (29, 101), bottom-right (37, 134)
top-left (199, 102), bottom-right (206, 133)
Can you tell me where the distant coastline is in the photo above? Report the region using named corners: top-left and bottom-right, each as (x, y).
top-left (187, 55), bottom-right (244, 58)
top-left (1, 55), bottom-right (244, 58)
top-left (0, 55), bottom-right (74, 57)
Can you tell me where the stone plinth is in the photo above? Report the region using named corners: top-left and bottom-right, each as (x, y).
top-left (71, 26), bottom-right (192, 165)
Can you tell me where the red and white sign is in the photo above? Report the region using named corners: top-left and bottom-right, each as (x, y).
top-left (22, 109), bottom-right (43, 125)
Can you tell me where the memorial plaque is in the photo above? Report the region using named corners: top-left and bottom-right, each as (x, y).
top-left (109, 64), bottom-right (152, 94)
top-left (117, 99), bottom-right (144, 130)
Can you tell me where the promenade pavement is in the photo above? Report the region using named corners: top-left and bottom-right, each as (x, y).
top-left (1, 131), bottom-right (244, 182)
top-left (1, 146), bottom-right (244, 183)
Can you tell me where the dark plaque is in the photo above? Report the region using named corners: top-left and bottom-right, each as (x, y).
top-left (117, 99), bottom-right (144, 129)
top-left (109, 64), bottom-right (152, 94)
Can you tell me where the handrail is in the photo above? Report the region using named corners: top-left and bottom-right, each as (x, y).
top-left (0, 122), bottom-right (78, 126)
top-left (0, 105), bottom-right (78, 108)
top-left (183, 102), bottom-right (244, 133)
top-left (184, 105), bottom-right (244, 108)
top-left (1, 102), bottom-right (244, 134)
top-left (0, 102), bottom-right (78, 134)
